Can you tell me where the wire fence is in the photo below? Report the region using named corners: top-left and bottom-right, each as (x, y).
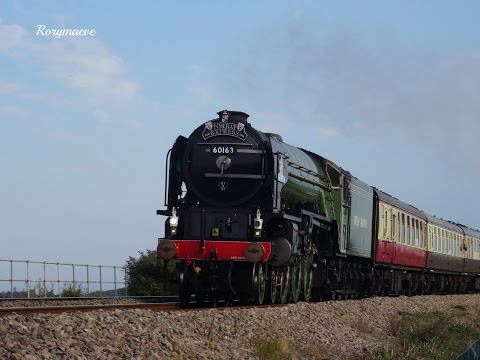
top-left (0, 259), bottom-right (128, 298)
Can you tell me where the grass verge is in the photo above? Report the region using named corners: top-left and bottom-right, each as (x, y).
top-left (361, 304), bottom-right (480, 360)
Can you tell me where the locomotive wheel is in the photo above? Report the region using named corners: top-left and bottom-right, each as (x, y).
top-left (179, 262), bottom-right (191, 305)
top-left (301, 257), bottom-right (313, 302)
top-left (290, 261), bottom-right (302, 303)
top-left (265, 269), bottom-right (278, 304)
top-left (252, 263), bottom-right (266, 305)
top-left (279, 267), bottom-right (290, 304)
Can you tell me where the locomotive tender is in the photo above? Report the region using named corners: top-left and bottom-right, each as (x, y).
top-left (157, 110), bottom-right (480, 304)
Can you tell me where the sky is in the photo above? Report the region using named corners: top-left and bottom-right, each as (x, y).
top-left (1, 0), bottom-right (479, 267)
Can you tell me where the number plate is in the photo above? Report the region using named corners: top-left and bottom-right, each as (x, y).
top-left (210, 146), bottom-right (236, 155)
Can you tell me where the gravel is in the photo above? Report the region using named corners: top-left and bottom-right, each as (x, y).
top-left (1, 294), bottom-right (479, 359)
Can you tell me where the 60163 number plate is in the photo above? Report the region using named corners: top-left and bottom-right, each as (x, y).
top-left (210, 146), bottom-right (236, 154)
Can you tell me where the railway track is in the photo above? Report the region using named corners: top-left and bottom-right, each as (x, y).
top-left (4, 290), bottom-right (475, 318)
top-left (0, 297), bottom-right (284, 317)
top-left (0, 301), bottom-right (182, 317)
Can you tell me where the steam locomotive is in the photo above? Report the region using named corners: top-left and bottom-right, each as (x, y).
top-left (157, 110), bottom-right (480, 304)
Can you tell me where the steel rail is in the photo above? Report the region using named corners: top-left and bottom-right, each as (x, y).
top-left (0, 302), bottom-right (181, 317)
top-left (0, 300), bottom-right (287, 317)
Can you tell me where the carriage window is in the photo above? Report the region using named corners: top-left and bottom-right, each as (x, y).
top-left (438, 229), bottom-right (441, 253)
top-left (407, 217), bottom-right (411, 245)
top-left (411, 220), bottom-right (415, 247)
top-left (455, 234), bottom-right (457, 255)
top-left (445, 231), bottom-right (449, 254)
top-left (401, 213), bottom-right (405, 243)
top-left (451, 233), bottom-right (454, 255)
top-left (454, 234), bottom-right (457, 256)
top-left (381, 205), bottom-right (387, 238)
top-left (384, 209), bottom-right (389, 238)
top-left (415, 220), bottom-right (419, 247)
top-left (428, 225), bottom-right (436, 250)
top-left (419, 222), bottom-right (424, 248)
top-left (440, 230), bottom-right (443, 253)
top-left (452, 233), bottom-right (455, 255)
top-left (440, 229), bottom-right (444, 253)
top-left (398, 215), bottom-right (401, 242)
top-left (391, 214), bottom-right (396, 240)
top-left (450, 233), bottom-right (454, 255)
top-left (446, 232), bottom-right (450, 254)
top-left (442, 230), bottom-right (446, 254)
top-left (432, 227), bottom-right (435, 251)
top-left (411, 219), bottom-right (415, 246)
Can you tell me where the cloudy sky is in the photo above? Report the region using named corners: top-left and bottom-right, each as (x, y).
top-left (1, 1), bottom-right (479, 267)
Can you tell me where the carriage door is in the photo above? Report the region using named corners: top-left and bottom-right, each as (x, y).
top-left (340, 175), bottom-right (351, 253)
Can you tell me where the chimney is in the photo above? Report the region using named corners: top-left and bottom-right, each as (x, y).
top-left (217, 110), bottom-right (249, 124)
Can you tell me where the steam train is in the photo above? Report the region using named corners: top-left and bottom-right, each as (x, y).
top-left (157, 110), bottom-right (480, 304)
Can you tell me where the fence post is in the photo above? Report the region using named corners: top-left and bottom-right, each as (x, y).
top-left (99, 265), bottom-right (103, 295)
top-left (10, 260), bottom-right (13, 298)
top-left (72, 264), bottom-right (76, 294)
top-left (26, 260), bottom-right (30, 299)
top-left (114, 266), bottom-right (117, 297)
top-left (43, 262), bottom-right (47, 298)
top-left (57, 263), bottom-right (60, 297)
top-left (124, 267), bottom-right (128, 297)
top-left (86, 265), bottom-right (90, 295)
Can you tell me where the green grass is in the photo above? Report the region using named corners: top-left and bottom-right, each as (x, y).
top-left (452, 304), bottom-right (468, 312)
top-left (60, 282), bottom-right (84, 297)
top-left (250, 333), bottom-right (332, 360)
top-left (361, 305), bottom-right (480, 360)
top-left (251, 335), bottom-right (294, 360)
